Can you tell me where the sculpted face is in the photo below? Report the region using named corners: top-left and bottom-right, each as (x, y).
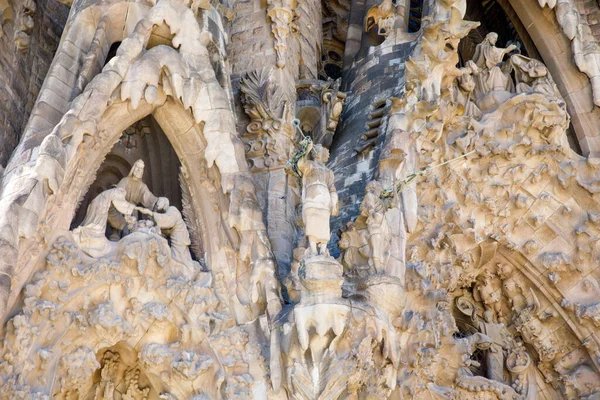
top-left (487, 32), bottom-right (498, 45)
top-left (314, 145), bottom-right (330, 163)
top-left (157, 197), bottom-right (170, 211)
top-left (132, 161), bottom-right (145, 179)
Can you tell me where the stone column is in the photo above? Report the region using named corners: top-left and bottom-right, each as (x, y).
top-left (229, 0), bottom-right (303, 277)
top-left (238, 68), bottom-right (299, 277)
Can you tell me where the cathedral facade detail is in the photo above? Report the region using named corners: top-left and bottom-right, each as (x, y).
top-left (1, 0), bottom-right (600, 398)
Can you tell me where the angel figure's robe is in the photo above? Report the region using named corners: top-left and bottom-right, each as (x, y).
top-left (73, 188), bottom-right (135, 258)
top-left (108, 175), bottom-right (158, 231)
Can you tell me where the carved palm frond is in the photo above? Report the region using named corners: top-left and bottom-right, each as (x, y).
top-left (179, 168), bottom-right (204, 262)
top-left (291, 348), bottom-right (347, 400)
top-left (240, 67), bottom-right (285, 120)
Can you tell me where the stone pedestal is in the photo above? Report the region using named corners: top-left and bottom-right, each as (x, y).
top-left (299, 254), bottom-right (344, 304)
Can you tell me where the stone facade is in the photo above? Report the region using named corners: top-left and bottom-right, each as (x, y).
top-left (2, 0), bottom-right (600, 399)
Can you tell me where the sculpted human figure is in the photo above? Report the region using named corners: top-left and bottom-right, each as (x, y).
top-left (228, 174), bottom-right (269, 262)
top-left (474, 270), bottom-right (503, 322)
top-left (73, 187), bottom-right (135, 258)
top-left (478, 310), bottom-right (510, 383)
top-left (360, 181), bottom-right (390, 274)
top-left (453, 60), bottom-right (481, 118)
top-left (137, 197), bottom-right (199, 276)
top-left (472, 33), bottom-right (516, 99)
top-left (108, 160), bottom-right (158, 236)
top-left (297, 141), bottom-right (338, 255)
top-left (511, 54), bottom-right (562, 99)
top-left (338, 221), bottom-right (369, 277)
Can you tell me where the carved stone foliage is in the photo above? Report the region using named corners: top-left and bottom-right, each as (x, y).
top-left (0, 233), bottom-right (251, 399)
top-left (240, 68), bottom-right (296, 172)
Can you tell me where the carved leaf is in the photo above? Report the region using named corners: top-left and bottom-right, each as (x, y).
top-left (179, 169), bottom-right (204, 261)
top-left (318, 349), bottom-right (347, 400)
top-left (240, 67), bottom-right (284, 120)
top-left (290, 349), bottom-right (347, 400)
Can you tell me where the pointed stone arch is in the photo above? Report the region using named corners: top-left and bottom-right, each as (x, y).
top-left (0, 0), bottom-right (278, 325)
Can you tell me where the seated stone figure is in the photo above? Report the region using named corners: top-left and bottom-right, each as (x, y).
top-left (108, 159), bottom-right (158, 239)
top-left (73, 187), bottom-right (135, 258)
top-left (137, 197), bottom-right (200, 277)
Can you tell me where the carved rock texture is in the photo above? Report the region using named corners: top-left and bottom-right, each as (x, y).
top-left (2, 0), bottom-right (600, 398)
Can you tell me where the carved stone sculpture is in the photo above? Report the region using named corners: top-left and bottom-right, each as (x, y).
top-left (360, 180), bottom-right (390, 274)
top-left (13, 0), bottom-right (36, 53)
top-left (478, 310), bottom-right (510, 383)
top-left (511, 54), bottom-right (563, 100)
top-left (364, 0), bottom-right (402, 36)
top-left (108, 160), bottom-right (158, 237)
top-left (72, 187), bottom-right (135, 258)
top-left (267, 0), bottom-right (297, 68)
top-left (474, 270), bottom-right (504, 323)
top-left (298, 141), bottom-right (338, 255)
top-left (137, 197), bottom-right (200, 278)
top-left (2, 0), bottom-right (600, 397)
top-left (472, 32), bottom-right (516, 110)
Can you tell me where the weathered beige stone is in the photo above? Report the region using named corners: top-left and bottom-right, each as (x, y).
top-left (2, 0), bottom-right (600, 398)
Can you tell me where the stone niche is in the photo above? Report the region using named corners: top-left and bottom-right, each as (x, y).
top-left (72, 116), bottom-right (182, 230)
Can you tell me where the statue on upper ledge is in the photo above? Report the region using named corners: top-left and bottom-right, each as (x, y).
top-left (364, 0), bottom-right (404, 37)
top-left (297, 140), bottom-right (338, 255)
top-left (108, 159), bottom-right (158, 238)
top-left (472, 32), bottom-right (517, 110)
top-left (72, 187), bottom-right (136, 258)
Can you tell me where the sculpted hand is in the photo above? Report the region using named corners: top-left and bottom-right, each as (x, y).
top-left (136, 207), bottom-right (152, 215)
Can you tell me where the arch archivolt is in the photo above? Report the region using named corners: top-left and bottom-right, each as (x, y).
top-left (2, 0), bottom-right (277, 329)
top-left (445, 239), bottom-right (600, 397)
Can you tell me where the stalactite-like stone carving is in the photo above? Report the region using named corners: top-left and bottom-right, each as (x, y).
top-left (266, 0), bottom-right (297, 68)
